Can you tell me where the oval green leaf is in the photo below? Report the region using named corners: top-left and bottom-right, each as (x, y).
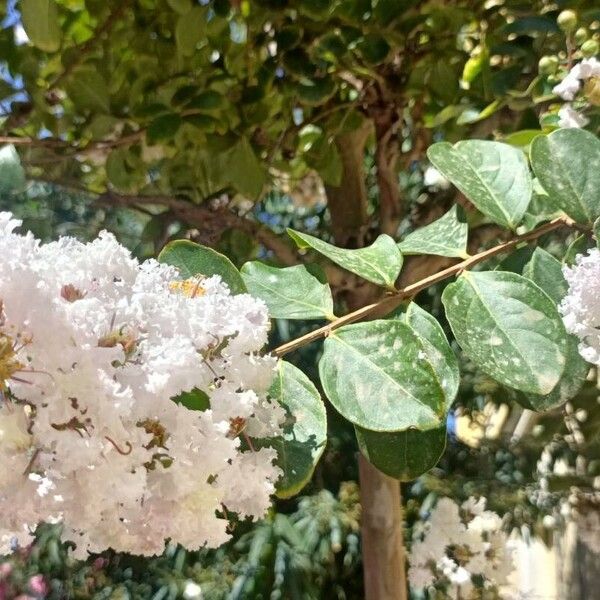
top-left (240, 262), bottom-right (335, 320)
top-left (65, 66), bottom-right (110, 114)
top-left (263, 361), bottom-right (327, 498)
top-left (319, 320), bottom-right (449, 432)
top-left (355, 425), bottom-right (446, 481)
top-left (427, 140), bottom-right (532, 230)
top-left (399, 303), bottom-right (459, 409)
top-left (530, 128), bottom-right (600, 225)
top-left (288, 230), bottom-right (403, 289)
top-left (442, 270), bottom-right (568, 395)
top-left (398, 205), bottom-right (469, 259)
top-left (21, 0), bottom-right (61, 53)
top-left (158, 239), bottom-right (246, 294)
top-left (520, 248), bottom-right (588, 410)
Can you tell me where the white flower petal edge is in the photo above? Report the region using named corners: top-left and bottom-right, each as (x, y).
top-left (0, 213), bottom-right (284, 558)
top-left (561, 248), bottom-right (600, 365)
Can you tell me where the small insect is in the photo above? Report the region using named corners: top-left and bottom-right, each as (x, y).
top-left (169, 276), bottom-right (206, 299)
top-left (227, 416), bottom-right (256, 452)
top-left (0, 332), bottom-right (24, 391)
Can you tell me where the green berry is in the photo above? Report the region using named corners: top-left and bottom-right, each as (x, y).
top-left (539, 55), bottom-right (559, 75)
top-left (557, 10), bottom-right (578, 33)
top-left (581, 39), bottom-right (599, 58)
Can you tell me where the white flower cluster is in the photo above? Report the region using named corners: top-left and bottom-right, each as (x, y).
top-left (0, 213), bottom-right (284, 558)
top-left (408, 497), bottom-right (515, 598)
top-left (560, 248), bottom-right (600, 365)
top-left (553, 57), bottom-right (600, 128)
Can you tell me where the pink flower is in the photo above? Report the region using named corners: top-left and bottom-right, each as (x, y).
top-left (28, 575), bottom-right (48, 597)
top-left (0, 564), bottom-right (11, 579)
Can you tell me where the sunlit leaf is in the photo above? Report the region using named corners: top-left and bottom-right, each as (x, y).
top-left (442, 271), bottom-right (568, 394)
top-left (319, 320), bottom-right (449, 432)
top-left (288, 230), bottom-right (402, 289)
top-left (398, 206), bottom-right (468, 258)
top-left (240, 262), bottom-right (335, 320)
top-left (428, 140), bottom-right (532, 230)
top-left (531, 128), bottom-right (600, 224)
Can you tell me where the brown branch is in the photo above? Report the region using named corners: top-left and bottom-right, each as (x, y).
top-left (0, 130), bottom-right (144, 153)
top-left (272, 216), bottom-right (576, 357)
top-left (95, 191), bottom-right (302, 266)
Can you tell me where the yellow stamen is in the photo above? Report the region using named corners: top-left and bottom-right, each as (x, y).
top-left (169, 277), bottom-right (206, 298)
top-left (0, 333), bottom-right (23, 391)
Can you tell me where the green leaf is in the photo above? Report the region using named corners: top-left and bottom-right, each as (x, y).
top-left (158, 240), bottom-right (246, 295)
top-left (186, 90), bottom-right (224, 111)
top-left (167, 0), bottom-right (192, 14)
top-left (0, 145), bottom-right (25, 193)
top-left (355, 34), bottom-right (390, 64)
top-left (355, 425), bottom-right (446, 480)
top-left (288, 230), bottom-right (403, 289)
top-left (240, 262), bottom-right (335, 320)
top-left (520, 249), bottom-right (588, 410)
top-left (564, 234), bottom-right (595, 266)
top-left (522, 248), bottom-right (566, 303)
top-left (20, 0), bottom-right (61, 53)
top-left (172, 388), bottom-right (210, 411)
top-left (146, 113), bottom-right (182, 144)
top-left (184, 113), bottom-right (219, 132)
top-left (398, 303), bottom-right (459, 408)
top-left (503, 129), bottom-right (543, 150)
top-left (531, 128), bottom-right (600, 225)
top-left (175, 6), bottom-right (207, 57)
top-left (494, 246), bottom-right (534, 274)
top-left (303, 134), bottom-right (342, 186)
top-left (442, 271), bottom-right (568, 395)
top-left (65, 66), bottom-right (110, 113)
top-left (225, 137), bottom-right (267, 199)
top-left (427, 140), bottom-right (532, 230)
top-left (295, 77), bottom-right (336, 106)
top-left (264, 361), bottom-right (327, 498)
top-left (319, 320), bottom-right (450, 432)
top-left (398, 206), bottom-right (469, 258)
top-left (105, 149), bottom-right (142, 192)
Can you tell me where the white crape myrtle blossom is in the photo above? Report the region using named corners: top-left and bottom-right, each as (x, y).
top-left (0, 213), bottom-right (286, 558)
top-left (553, 57), bottom-right (600, 128)
top-left (408, 497), bottom-right (515, 599)
top-left (560, 248), bottom-right (600, 365)
top-left (553, 57), bottom-right (600, 101)
top-left (557, 104), bottom-right (590, 128)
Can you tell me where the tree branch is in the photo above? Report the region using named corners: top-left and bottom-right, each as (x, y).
top-left (94, 191), bottom-right (302, 266)
top-left (272, 216), bottom-right (576, 357)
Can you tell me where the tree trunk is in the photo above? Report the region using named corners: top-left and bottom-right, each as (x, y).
top-left (359, 455), bottom-right (408, 600)
top-left (324, 125), bottom-right (371, 247)
top-left (325, 125), bottom-right (408, 600)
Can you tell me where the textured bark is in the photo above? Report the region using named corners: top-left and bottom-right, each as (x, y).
top-left (324, 125), bottom-right (371, 247)
top-left (359, 455), bottom-right (408, 600)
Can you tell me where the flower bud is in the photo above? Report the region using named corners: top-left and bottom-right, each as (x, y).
top-left (557, 10), bottom-right (578, 33)
top-left (575, 27), bottom-right (589, 45)
top-left (581, 39), bottom-right (599, 58)
top-left (539, 55), bottom-right (559, 75)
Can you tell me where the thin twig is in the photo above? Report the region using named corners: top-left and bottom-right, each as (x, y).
top-left (272, 216), bottom-right (576, 357)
